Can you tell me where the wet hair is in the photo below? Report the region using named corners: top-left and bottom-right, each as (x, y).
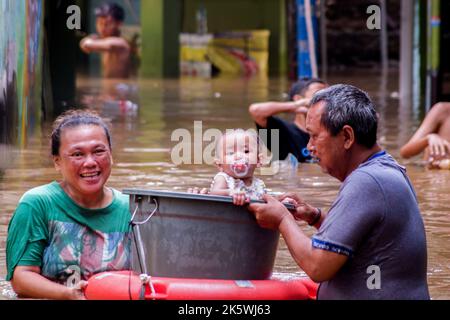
top-left (51, 109), bottom-right (112, 156)
top-left (309, 84), bottom-right (378, 149)
top-left (288, 77), bottom-right (326, 101)
top-left (95, 2), bottom-right (125, 22)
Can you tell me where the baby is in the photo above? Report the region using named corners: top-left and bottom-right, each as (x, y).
top-left (209, 129), bottom-right (269, 205)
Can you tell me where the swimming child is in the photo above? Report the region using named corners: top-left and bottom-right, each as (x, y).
top-left (427, 157), bottom-right (450, 170)
top-left (209, 129), bottom-right (269, 205)
top-left (80, 2), bottom-right (131, 79)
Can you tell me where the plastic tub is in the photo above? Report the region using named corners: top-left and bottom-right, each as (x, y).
top-left (123, 189), bottom-right (294, 280)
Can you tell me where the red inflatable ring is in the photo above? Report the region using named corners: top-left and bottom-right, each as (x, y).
top-left (85, 271), bottom-right (318, 300)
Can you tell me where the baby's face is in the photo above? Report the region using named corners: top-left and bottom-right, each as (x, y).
top-left (217, 132), bottom-right (260, 179)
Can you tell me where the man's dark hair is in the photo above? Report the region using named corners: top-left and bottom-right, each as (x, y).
top-left (310, 84), bottom-right (378, 148)
top-left (95, 2), bottom-right (125, 22)
top-left (288, 77), bottom-right (326, 100)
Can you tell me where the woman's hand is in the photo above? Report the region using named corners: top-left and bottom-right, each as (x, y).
top-left (427, 133), bottom-right (450, 158)
top-left (248, 194), bottom-right (291, 230)
top-left (65, 280), bottom-right (88, 300)
top-left (11, 266), bottom-right (88, 300)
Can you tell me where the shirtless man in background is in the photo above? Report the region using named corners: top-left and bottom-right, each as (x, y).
top-left (400, 102), bottom-right (450, 169)
top-left (80, 2), bottom-right (131, 79)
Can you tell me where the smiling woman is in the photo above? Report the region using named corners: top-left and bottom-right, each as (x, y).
top-left (51, 112), bottom-right (114, 208)
top-left (5, 110), bottom-right (131, 300)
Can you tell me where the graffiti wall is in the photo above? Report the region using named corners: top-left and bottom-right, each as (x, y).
top-left (0, 0), bottom-right (44, 147)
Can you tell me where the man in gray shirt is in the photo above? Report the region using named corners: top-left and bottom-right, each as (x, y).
top-left (249, 84), bottom-right (429, 299)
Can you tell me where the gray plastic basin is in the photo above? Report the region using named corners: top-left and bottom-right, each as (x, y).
top-left (123, 189), bottom-right (294, 280)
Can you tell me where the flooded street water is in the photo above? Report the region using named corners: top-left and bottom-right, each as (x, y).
top-left (1, 71), bottom-right (449, 299)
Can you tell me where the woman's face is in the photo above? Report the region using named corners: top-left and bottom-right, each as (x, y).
top-left (53, 125), bottom-right (113, 198)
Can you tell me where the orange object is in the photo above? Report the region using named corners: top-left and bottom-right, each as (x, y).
top-left (85, 271), bottom-right (318, 300)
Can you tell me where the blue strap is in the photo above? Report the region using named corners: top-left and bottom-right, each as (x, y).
top-left (312, 238), bottom-right (353, 257)
top-left (366, 150), bottom-right (386, 162)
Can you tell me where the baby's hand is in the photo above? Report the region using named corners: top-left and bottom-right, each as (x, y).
top-left (187, 187), bottom-right (209, 194)
top-left (232, 191), bottom-right (250, 206)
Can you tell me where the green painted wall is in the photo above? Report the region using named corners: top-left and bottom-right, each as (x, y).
top-left (140, 0), bottom-right (181, 77)
top-left (182, 0), bottom-right (287, 76)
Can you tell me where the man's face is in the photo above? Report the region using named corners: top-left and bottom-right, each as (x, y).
top-left (96, 15), bottom-right (121, 37)
top-left (306, 102), bottom-right (347, 181)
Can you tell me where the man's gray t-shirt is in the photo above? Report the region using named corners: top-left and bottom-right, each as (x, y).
top-left (312, 151), bottom-right (429, 300)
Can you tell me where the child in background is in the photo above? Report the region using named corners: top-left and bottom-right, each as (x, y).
top-left (210, 129), bottom-right (269, 205)
top-left (428, 157), bottom-right (450, 169)
top-left (400, 102), bottom-right (450, 169)
top-left (80, 2), bottom-right (131, 79)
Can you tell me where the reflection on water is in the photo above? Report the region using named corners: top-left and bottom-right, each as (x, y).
top-left (0, 72), bottom-right (449, 299)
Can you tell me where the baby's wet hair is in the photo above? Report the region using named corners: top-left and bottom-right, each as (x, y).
top-left (51, 109), bottom-right (112, 156)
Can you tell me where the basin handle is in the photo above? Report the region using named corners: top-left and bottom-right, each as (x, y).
top-left (130, 198), bottom-right (159, 225)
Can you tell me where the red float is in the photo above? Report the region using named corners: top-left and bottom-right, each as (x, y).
top-left (85, 271), bottom-right (318, 300)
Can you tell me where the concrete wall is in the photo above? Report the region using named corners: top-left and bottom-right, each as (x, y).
top-left (140, 0), bottom-right (181, 77)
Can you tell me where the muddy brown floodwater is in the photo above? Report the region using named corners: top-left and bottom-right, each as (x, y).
top-left (1, 71), bottom-right (449, 299)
